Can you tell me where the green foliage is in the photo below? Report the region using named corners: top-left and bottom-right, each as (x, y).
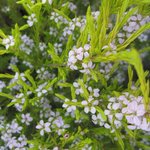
top-left (0, 0), bottom-right (150, 149)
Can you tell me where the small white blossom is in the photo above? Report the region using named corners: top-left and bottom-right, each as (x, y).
top-left (27, 13), bottom-right (37, 27)
top-left (0, 81), bottom-right (6, 92)
top-left (81, 96), bottom-right (99, 114)
top-left (10, 120), bottom-right (22, 134)
top-left (2, 35), bottom-right (15, 49)
top-left (21, 113), bottom-right (33, 125)
top-left (62, 99), bottom-right (77, 113)
top-left (42, 0), bottom-right (53, 5)
top-left (36, 120), bottom-right (51, 136)
top-left (80, 61), bottom-right (95, 74)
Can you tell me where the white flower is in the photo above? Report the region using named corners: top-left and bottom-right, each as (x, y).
top-left (62, 99), bottom-right (77, 113)
top-left (114, 120), bottom-right (122, 128)
top-left (10, 120), bottom-right (22, 133)
top-left (0, 81), bottom-right (6, 92)
top-left (73, 82), bottom-right (79, 88)
top-left (21, 113), bottom-right (33, 125)
top-left (84, 44), bottom-right (90, 51)
top-left (75, 47), bottom-right (84, 60)
top-left (104, 109), bottom-right (110, 115)
top-left (2, 35), bottom-right (15, 49)
top-left (92, 113), bottom-right (105, 126)
top-left (91, 106), bottom-right (96, 114)
top-left (93, 89), bottom-right (100, 97)
top-left (81, 96), bottom-right (98, 114)
top-left (127, 125), bottom-right (136, 130)
top-left (68, 56), bottom-right (77, 64)
top-left (68, 2), bottom-right (77, 11)
top-left (80, 61), bottom-right (95, 74)
top-left (53, 116), bottom-right (64, 128)
top-left (53, 147), bottom-right (59, 150)
top-left (36, 120), bottom-right (51, 136)
top-left (115, 113), bottom-right (123, 120)
top-left (112, 103), bottom-right (121, 110)
top-left (133, 116), bottom-right (141, 126)
top-left (140, 118), bottom-right (150, 131)
top-left (136, 104), bottom-right (145, 116)
top-left (42, 0), bottom-right (53, 5)
top-left (81, 100), bottom-right (88, 105)
top-left (84, 107), bottom-right (90, 113)
top-left (27, 13), bottom-right (37, 27)
top-left (104, 123), bottom-right (111, 129)
top-left (7, 137), bottom-right (18, 149)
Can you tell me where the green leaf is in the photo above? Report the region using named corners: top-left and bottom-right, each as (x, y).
top-left (61, 35), bottom-right (73, 61)
top-left (95, 106), bottom-right (107, 121)
top-left (119, 0), bottom-right (130, 18)
top-left (108, 7), bottom-right (137, 43)
top-left (86, 6), bottom-right (97, 54)
top-left (91, 127), bottom-right (110, 135)
top-left (0, 50), bottom-right (7, 55)
top-left (45, 77), bottom-right (58, 90)
top-left (90, 70), bottom-right (98, 82)
top-left (19, 24), bottom-right (29, 31)
top-left (0, 92), bottom-right (14, 99)
top-left (17, 0), bottom-right (32, 14)
top-left (12, 24), bottom-right (21, 51)
top-left (0, 73), bottom-right (14, 78)
top-left (76, 138), bottom-right (92, 148)
top-left (97, 72), bottom-right (107, 87)
top-left (47, 43), bottom-right (61, 63)
top-left (98, 0), bottom-right (111, 49)
top-left (31, 3), bottom-right (42, 18)
top-left (71, 86), bottom-right (76, 99)
top-left (115, 129), bottom-right (124, 150)
top-left (17, 79), bottom-right (34, 92)
top-left (77, 24), bottom-right (88, 47)
top-left (58, 82), bottom-right (72, 87)
top-left (78, 79), bottom-right (89, 99)
top-left (58, 67), bottom-right (66, 81)
top-left (55, 93), bottom-right (67, 101)
top-left (75, 109), bottom-right (80, 120)
top-left (123, 123), bottom-right (135, 138)
top-left (0, 29), bottom-right (6, 38)
top-left (128, 65), bottom-right (133, 90)
top-left (11, 65), bottom-right (20, 73)
top-left (24, 70), bottom-right (36, 89)
top-left (58, 82), bottom-right (76, 99)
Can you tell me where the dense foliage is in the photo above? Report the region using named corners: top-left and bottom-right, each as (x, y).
top-left (0, 0), bottom-right (150, 149)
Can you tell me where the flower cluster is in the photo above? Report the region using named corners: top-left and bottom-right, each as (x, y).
top-left (35, 82), bottom-right (50, 97)
top-left (27, 13), bottom-right (37, 27)
top-left (117, 14), bottom-right (150, 44)
top-left (20, 34), bottom-right (34, 55)
top-left (104, 93), bottom-right (150, 131)
top-left (1, 119), bottom-right (28, 149)
top-left (50, 12), bottom-right (68, 24)
top-left (62, 99), bottom-right (77, 113)
top-left (36, 112), bottom-right (70, 136)
top-left (67, 44), bottom-right (93, 72)
top-left (36, 67), bottom-right (54, 80)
